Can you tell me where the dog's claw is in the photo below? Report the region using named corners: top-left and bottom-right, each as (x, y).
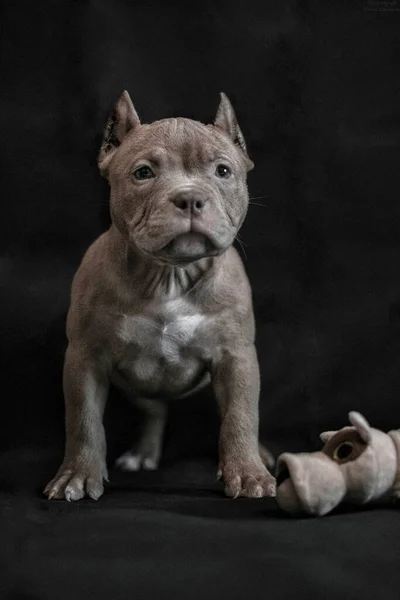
top-left (44, 462), bottom-right (105, 502)
top-left (219, 461), bottom-right (276, 499)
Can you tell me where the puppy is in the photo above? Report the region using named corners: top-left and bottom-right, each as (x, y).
top-left (44, 91), bottom-right (276, 501)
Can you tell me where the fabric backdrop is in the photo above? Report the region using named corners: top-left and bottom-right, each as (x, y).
top-left (1, 1), bottom-right (400, 598)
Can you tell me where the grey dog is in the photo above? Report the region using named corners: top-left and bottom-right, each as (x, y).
top-left (44, 91), bottom-right (276, 501)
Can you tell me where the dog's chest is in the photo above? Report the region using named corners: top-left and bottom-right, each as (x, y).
top-left (117, 298), bottom-right (210, 364)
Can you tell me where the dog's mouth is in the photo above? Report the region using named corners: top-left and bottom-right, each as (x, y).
top-left (156, 233), bottom-right (219, 264)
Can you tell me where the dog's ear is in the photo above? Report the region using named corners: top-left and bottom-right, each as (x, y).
top-left (98, 90), bottom-right (140, 177)
top-left (214, 93), bottom-right (254, 171)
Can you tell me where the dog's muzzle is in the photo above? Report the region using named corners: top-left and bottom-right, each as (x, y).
top-left (170, 189), bottom-right (209, 217)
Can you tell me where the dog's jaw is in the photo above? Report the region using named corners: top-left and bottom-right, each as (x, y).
top-left (108, 225), bottom-right (216, 297)
top-left (155, 232), bottom-right (223, 265)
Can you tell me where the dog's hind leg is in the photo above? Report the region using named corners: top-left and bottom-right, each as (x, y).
top-left (115, 397), bottom-right (167, 471)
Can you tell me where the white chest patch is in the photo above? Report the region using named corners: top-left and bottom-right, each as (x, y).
top-left (160, 313), bottom-right (205, 362)
top-left (117, 299), bottom-right (207, 364)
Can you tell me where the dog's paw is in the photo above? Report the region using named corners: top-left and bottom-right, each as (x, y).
top-left (115, 449), bottom-right (159, 471)
top-left (218, 460), bottom-right (276, 499)
top-left (44, 461), bottom-right (107, 501)
top-left (115, 435), bottom-right (162, 472)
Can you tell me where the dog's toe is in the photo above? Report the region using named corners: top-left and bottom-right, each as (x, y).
top-left (65, 478), bottom-right (85, 502)
top-left (220, 460), bottom-right (276, 499)
top-left (115, 449), bottom-right (160, 472)
top-left (115, 453), bottom-right (141, 471)
top-left (44, 462), bottom-right (105, 501)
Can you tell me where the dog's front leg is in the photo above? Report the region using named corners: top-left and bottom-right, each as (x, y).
top-left (212, 344), bottom-right (276, 498)
top-left (44, 344), bottom-right (109, 501)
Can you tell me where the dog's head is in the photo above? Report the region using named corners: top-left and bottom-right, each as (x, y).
top-left (98, 91), bottom-right (254, 265)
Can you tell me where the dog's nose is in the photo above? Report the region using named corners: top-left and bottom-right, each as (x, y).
top-left (171, 190), bottom-right (207, 215)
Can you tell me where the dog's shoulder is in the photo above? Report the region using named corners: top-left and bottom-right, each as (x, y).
top-left (197, 247), bottom-right (255, 341)
top-left (70, 232), bottom-right (110, 297)
top-left (66, 231), bottom-right (116, 343)
top-left (214, 246), bottom-right (252, 304)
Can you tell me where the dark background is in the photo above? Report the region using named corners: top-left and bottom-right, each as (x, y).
top-left (1, 1), bottom-right (400, 598)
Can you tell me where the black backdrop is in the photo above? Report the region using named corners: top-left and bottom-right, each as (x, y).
top-left (1, 1), bottom-right (400, 599)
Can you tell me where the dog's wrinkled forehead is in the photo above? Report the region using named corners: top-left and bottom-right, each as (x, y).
top-left (99, 91), bottom-right (254, 177)
top-left (117, 117), bottom-right (241, 169)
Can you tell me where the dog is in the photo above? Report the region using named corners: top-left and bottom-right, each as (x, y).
top-left (44, 91), bottom-right (276, 501)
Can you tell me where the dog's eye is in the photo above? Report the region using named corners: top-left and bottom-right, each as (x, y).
top-left (215, 164), bottom-right (232, 179)
top-left (133, 166), bottom-right (155, 180)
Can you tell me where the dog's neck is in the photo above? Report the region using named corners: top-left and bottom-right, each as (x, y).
top-left (108, 225), bottom-right (216, 299)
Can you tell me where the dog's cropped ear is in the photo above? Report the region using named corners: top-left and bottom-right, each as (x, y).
top-left (98, 90), bottom-right (140, 177)
top-left (214, 92), bottom-right (254, 171)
